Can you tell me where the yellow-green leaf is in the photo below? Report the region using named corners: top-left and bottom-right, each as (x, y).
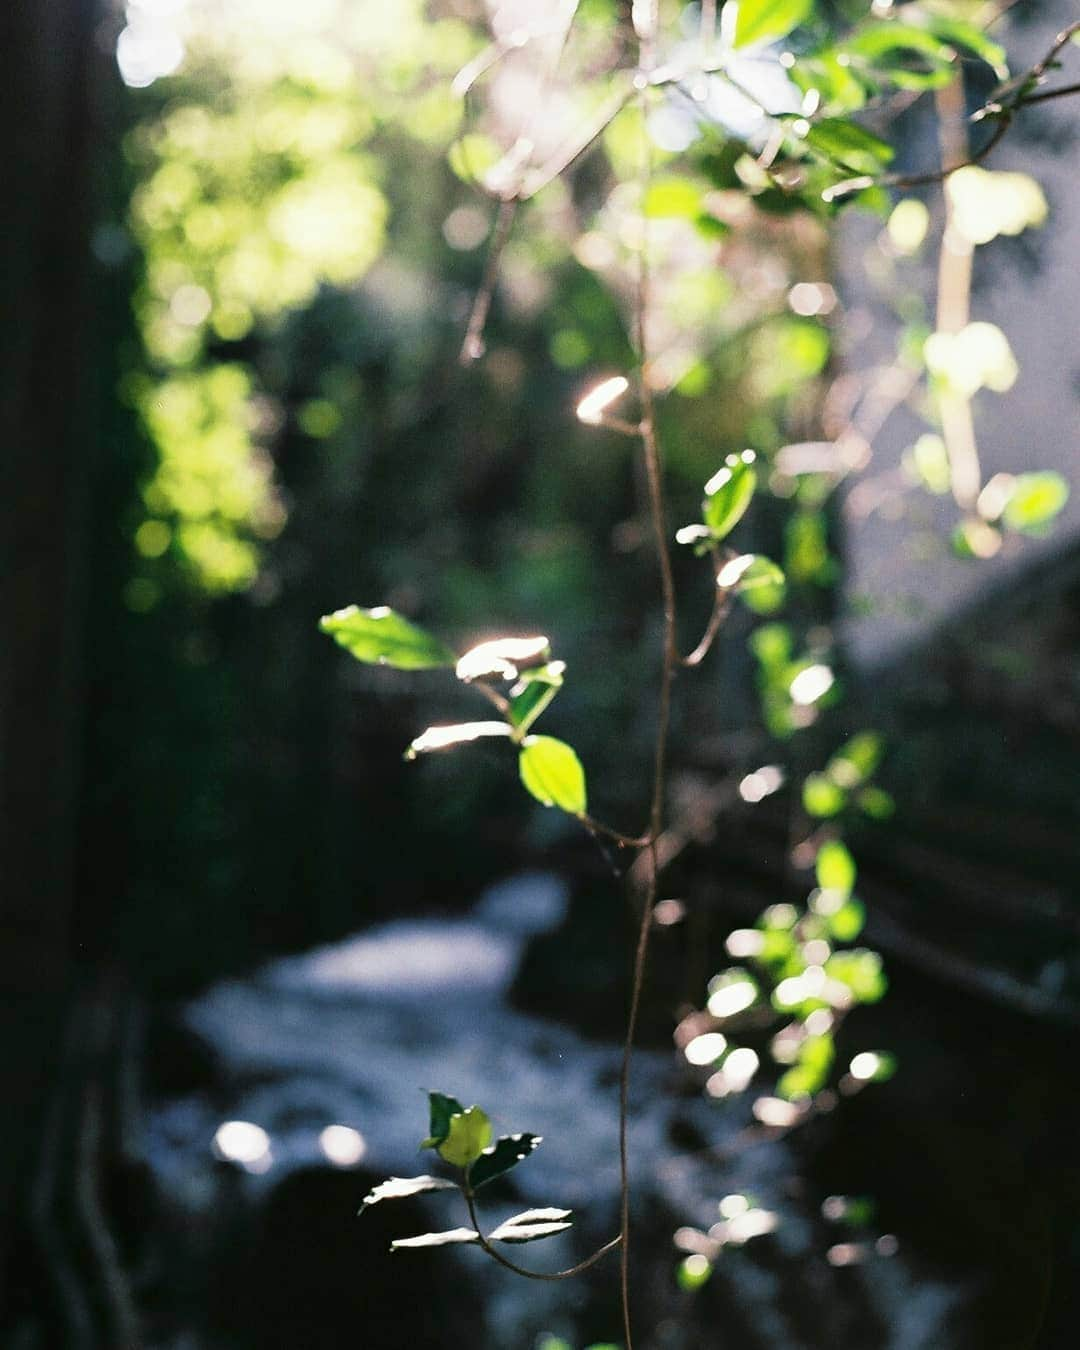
top-left (438, 1106), bottom-right (493, 1168)
top-left (734, 0), bottom-right (814, 49)
top-left (519, 736), bottom-right (587, 815)
top-left (319, 605), bottom-right (454, 670)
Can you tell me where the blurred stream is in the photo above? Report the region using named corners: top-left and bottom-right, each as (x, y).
top-left (145, 873), bottom-right (961, 1349)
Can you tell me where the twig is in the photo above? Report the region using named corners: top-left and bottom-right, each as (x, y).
top-left (825, 18), bottom-right (1080, 201)
top-left (616, 7), bottom-right (681, 1341)
top-left (462, 1185), bottom-right (621, 1281)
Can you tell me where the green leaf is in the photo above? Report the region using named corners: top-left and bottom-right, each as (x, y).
top-left (803, 773), bottom-right (846, 818)
top-left (1001, 472), bottom-right (1069, 534)
top-left (390, 1227), bottom-right (480, 1251)
top-left (827, 731), bottom-right (882, 787)
top-left (824, 896), bottom-right (866, 943)
top-left (703, 452), bottom-right (757, 541)
top-left (487, 1208), bottom-right (573, 1243)
top-left (815, 839), bottom-right (856, 897)
top-left (717, 553), bottom-right (785, 593)
top-left (519, 736), bottom-right (587, 815)
top-left (438, 1106), bottom-right (493, 1168)
top-left (921, 15), bottom-right (1008, 80)
top-left (469, 1132), bottom-right (543, 1189)
top-left (841, 23), bottom-right (955, 91)
top-left (508, 662), bottom-right (565, 735)
top-left (643, 176), bottom-right (704, 218)
top-left (420, 1091), bottom-right (464, 1150)
top-left (734, 0), bottom-right (814, 49)
top-left (456, 635), bottom-right (551, 682)
top-left (801, 118), bottom-right (894, 176)
top-left (405, 721), bottom-right (513, 760)
top-left (359, 1175), bottom-right (458, 1212)
top-left (827, 949), bottom-right (887, 1003)
top-left (319, 605), bottom-right (455, 670)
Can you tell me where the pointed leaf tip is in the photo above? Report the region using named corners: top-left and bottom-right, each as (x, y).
top-left (469, 1132), bottom-right (542, 1189)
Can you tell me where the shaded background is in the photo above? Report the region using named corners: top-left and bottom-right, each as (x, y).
top-left (3, 1), bottom-right (1079, 1347)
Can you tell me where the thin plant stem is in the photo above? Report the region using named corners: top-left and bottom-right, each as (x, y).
top-left (934, 74), bottom-right (981, 513)
top-left (462, 1185), bottom-right (621, 1281)
top-left (617, 5), bottom-right (681, 1339)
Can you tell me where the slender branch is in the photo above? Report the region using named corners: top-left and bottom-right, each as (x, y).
top-left (462, 1185), bottom-right (621, 1281)
top-left (460, 197), bottom-right (518, 363)
top-left (682, 579), bottom-right (732, 668)
top-left (458, 1), bottom-right (582, 362)
top-left (825, 18), bottom-right (1080, 201)
top-left (616, 8), bottom-right (681, 1340)
top-left (935, 75), bottom-right (981, 514)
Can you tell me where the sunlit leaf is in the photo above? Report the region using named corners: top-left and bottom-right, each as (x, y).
top-left (703, 452), bottom-right (757, 541)
top-left (519, 736), bottom-right (587, 815)
top-left (803, 773), bottom-right (846, 817)
top-left (360, 1175), bottom-right (458, 1212)
top-left (733, 0), bottom-right (814, 49)
top-left (827, 949), bottom-right (887, 1003)
top-left (678, 1254), bottom-right (713, 1290)
top-left (643, 176), bottom-right (704, 218)
top-left (801, 118), bottom-right (894, 176)
top-left (391, 1227), bottom-right (480, 1251)
top-left (456, 635), bottom-right (551, 682)
top-left (488, 1208), bottom-right (573, 1242)
top-left (921, 15), bottom-right (1008, 80)
top-left (469, 1133), bottom-right (542, 1189)
top-left (841, 23), bottom-right (955, 91)
top-left (849, 1049), bottom-right (897, 1083)
top-left (420, 1091), bottom-right (464, 1150)
top-left (438, 1106), bottom-right (493, 1168)
top-left (815, 839), bottom-right (856, 897)
top-left (717, 554), bottom-right (785, 593)
top-left (1001, 471), bottom-right (1069, 534)
top-left (508, 662), bottom-right (565, 735)
top-left (405, 722), bottom-right (512, 759)
top-left (319, 605), bottom-right (455, 669)
top-left (828, 732), bottom-right (882, 787)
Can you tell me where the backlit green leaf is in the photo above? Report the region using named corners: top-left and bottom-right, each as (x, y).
top-left (1001, 472), bottom-right (1069, 534)
top-left (508, 662), bottom-right (565, 735)
top-left (438, 1106), bottom-right (493, 1168)
top-left (827, 949), bottom-right (887, 1003)
top-left (319, 605), bottom-right (455, 670)
top-left (803, 773), bottom-right (846, 818)
top-left (716, 554), bottom-right (785, 593)
top-left (815, 839), bottom-right (856, 897)
top-left (703, 453), bottom-right (757, 541)
top-left (842, 23), bottom-right (955, 91)
top-left (643, 176), bottom-right (704, 218)
top-left (469, 1133), bottom-right (542, 1189)
top-left (519, 736), bottom-right (587, 815)
top-left (734, 0), bottom-right (814, 49)
top-left (921, 15), bottom-right (1008, 80)
top-left (802, 118), bottom-right (894, 176)
top-left (359, 1175), bottom-right (457, 1212)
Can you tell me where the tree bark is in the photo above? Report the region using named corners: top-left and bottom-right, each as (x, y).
top-left (0, 0), bottom-right (104, 1319)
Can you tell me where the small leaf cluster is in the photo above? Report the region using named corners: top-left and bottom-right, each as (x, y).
top-left (676, 451), bottom-right (787, 614)
top-left (683, 831), bottom-right (894, 1106)
top-left (689, 1), bottom-right (1012, 217)
top-left (319, 608), bottom-right (587, 816)
top-left (360, 1092), bottom-right (574, 1253)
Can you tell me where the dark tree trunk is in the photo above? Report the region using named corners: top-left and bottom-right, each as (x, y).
top-left (0, 0), bottom-right (105, 1325)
